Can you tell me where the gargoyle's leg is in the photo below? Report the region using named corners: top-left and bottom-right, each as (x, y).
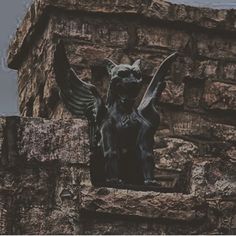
top-left (100, 119), bottom-right (119, 182)
top-left (137, 122), bottom-right (156, 184)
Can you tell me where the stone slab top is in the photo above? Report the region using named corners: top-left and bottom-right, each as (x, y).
top-left (7, 0), bottom-right (236, 70)
top-left (80, 186), bottom-right (207, 221)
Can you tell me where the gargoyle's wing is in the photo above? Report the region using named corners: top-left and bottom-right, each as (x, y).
top-left (137, 52), bottom-right (178, 126)
top-left (54, 41), bottom-right (106, 124)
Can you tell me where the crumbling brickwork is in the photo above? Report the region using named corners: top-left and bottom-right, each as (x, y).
top-left (4, 0), bottom-right (236, 234)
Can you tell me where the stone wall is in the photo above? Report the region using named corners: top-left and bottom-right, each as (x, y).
top-left (7, 0), bottom-right (236, 119)
top-left (0, 117), bottom-right (88, 234)
top-left (5, 0), bottom-right (236, 234)
top-left (0, 116), bottom-right (235, 234)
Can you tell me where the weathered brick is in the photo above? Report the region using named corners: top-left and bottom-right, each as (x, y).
top-left (145, 2), bottom-right (232, 31)
top-left (65, 44), bottom-right (114, 67)
top-left (202, 81), bottom-right (236, 111)
top-left (222, 62), bottom-right (236, 82)
top-left (0, 190), bottom-right (13, 234)
top-left (170, 112), bottom-right (236, 142)
top-left (154, 138), bottom-right (198, 170)
top-left (81, 187), bottom-right (207, 221)
top-left (55, 16), bottom-right (129, 47)
top-left (160, 81), bottom-right (184, 106)
top-left (18, 118), bottom-right (90, 164)
top-left (191, 160), bottom-right (236, 197)
top-left (137, 27), bottom-right (189, 50)
top-left (198, 60), bottom-right (218, 80)
top-left (197, 34), bottom-right (236, 60)
top-left (226, 146), bottom-right (236, 163)
top-left (184, 82), bottom-right (204, 109)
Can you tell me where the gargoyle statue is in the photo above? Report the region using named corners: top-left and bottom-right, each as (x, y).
top-left (54, 41), bottom-right (178, 186)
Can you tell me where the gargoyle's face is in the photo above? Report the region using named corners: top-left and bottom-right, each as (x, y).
top-left (111, 64), bottom-right (142, 101)
top-left (107, 60), bottom-right (142, 106)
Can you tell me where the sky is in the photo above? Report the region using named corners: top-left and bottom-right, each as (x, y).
top-left (170, 0), bottom-right (236, 8)
top-left (0, 0), bottom-right (32, 116)
top-left (0, 0), bottom-right (236, 116)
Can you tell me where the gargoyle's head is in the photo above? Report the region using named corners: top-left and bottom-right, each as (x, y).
top-left (106, 59), bottom-right (142, 108)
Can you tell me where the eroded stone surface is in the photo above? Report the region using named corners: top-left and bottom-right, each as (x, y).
top-left (0, 117), bottom-right (89, 234)
top-left (169, 112), bottom-right (236, 142)
top-left (7, 0), bottom-right (236, 69)
top-left (160, 81), bottom-right (185, 106)
top-left (5, 0), bottom-right (236, 234)
top-left (0, 116), bottom-right (235, 234)
top-left (202, 82), bottom-right (236, 111)
top-left (191, 160), bottom-right (236, 197)
top-left (80, 187), bottom-right (207, 221)
top-left (18, 118), bottom-right (90, 164)
top-left (0, 190), bottom-right (13, 234)
top-left (154, 138), bottom-right (198, 170)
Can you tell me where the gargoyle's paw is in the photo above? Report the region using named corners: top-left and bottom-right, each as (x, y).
top-left (144, 179), bottom-right (161, 186)
top-left (105, 178), bottom-right (123, 185)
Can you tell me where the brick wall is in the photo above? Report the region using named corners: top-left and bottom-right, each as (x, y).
top-left (5, 0), bottom-right (236, 234)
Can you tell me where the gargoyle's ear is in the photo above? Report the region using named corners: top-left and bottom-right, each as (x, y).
top-left (132, 59), bottom-right (141, 68)
top-left (104, 58), bottom-right (117, 75)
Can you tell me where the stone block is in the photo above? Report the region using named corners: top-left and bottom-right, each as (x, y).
top-left (54, 16), bottom-right (129, 47)
top-left (170, 112), bottom-right (236, 142)
top-left (154, 138), bottom-right (198, 171)
top-left (202, 81), bottom-right (236, 111)
top-left (145, 2), bottom-right (234, 31)
top-left (198, 60), bottom-right (219, 80)
top-left (137, 27), bottom-right (189, 50)
top-left (55, 166), bottom-right (91, 207)
top-left (14, 167), bottom-right (55, 207)
top-left (212, 123), bottom-right (236, 142)
top-left (160, 81), bottom-right (184, 106)
top-left (65, 43), bottom-right (114, 67)
top-left (191, 160), bottom-right (236, 197)
top-left (170, 58), bottom-right (218, 82)
top-left (46, 208), bottom-right (79, 235)
top-left (222, 62), bottom-right (236, 83)
top-left (0, 189), bottom-right (13, 234)
top-left (184, 81), bottom-right (204, 109)
top-left (197, 34), bottom-right (236, 60)
top-left (192, 140), bottom-right (230, 158)
top-left (80, 187), bottom-right (207, 221)
top-left (0, 190), bottom-right (14, 233)
top-left (18, 118), bottom-right (90, 164)
top-left (17, 207), bottom-right (47, 235)
top-left (153, 138), bottom-right (196, 192)
top-left (226, 146), bottom-right (236, 163)
top-left (0, 172), bottom-right (15, 193)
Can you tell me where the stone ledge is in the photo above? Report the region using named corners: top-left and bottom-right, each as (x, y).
top-left (80, 187), bottom-right (207, 221)
top-left (7, 0), bottom-right (236, 69)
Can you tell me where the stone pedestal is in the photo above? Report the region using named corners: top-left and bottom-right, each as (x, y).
top-left (5, 0), bottom-right (236, 234)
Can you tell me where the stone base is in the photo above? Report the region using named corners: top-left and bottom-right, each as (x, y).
top-left (78, 187), bottom-right (236, 235)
